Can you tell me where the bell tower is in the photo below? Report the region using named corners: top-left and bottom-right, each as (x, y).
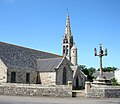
top-left (71, 43), bottom-right (77, 65)
top-left (62, 14), bottom-right (74, 61)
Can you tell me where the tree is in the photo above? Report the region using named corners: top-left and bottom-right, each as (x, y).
top-left (97, 67), bottom-right (117, 72)
top-left (110, 78), bottom-right (119, 86)
top-left (88, 67), bottom-right (96, 76)
top-left (78, 65), bottom-right (88, 76)
top-left (78, 65), bottom-right (96, 82)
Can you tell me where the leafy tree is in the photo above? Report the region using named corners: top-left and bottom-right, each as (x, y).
top-left (110, 78), bottom-right (119, 86)
top-left (97, 67), bottom-right (117, 72)
top-left (78, 65), bottom-right (88, 76)
top-left (78, 65), bottom-right (87, 70)
top-left (78, 65), bottom-right (96, 82)
top-left (79, 65), bottom-right (119, 83)
top-left (88, 67), bottom-right (96, 76)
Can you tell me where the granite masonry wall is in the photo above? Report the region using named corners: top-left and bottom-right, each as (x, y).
top-left (56, 58), bottom-right (73, 85)
top-left (7, 69), bottom-right (37, 84)
top-left (86, 86), bottom-right (120, 98)
top-left (105, 87), bottom-right (120, 98)
top-left (0, 59), bottom-right (7, 83)
top-left (0, 83), bottom-right (72, 97)
top-left (40, 72), bottom-right (56, 85)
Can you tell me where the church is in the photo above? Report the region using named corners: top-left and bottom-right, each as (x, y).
top-left (0, 14), bottom-right (87, 90)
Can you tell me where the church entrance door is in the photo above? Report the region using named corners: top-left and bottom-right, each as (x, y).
top-left (75, 77), bottom-right (80, 90)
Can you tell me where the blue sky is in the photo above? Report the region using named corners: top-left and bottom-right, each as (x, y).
top-left (0, 0), bottom-right (120, 69)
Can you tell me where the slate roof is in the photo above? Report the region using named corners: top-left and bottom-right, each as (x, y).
top-left (0, 42), bottom-right (62, 69)
top-left (70, 65), bottom-right (87, 78)
top-left (37, 58), bottom-right (63, 72)
top-left (93, 71), bottom-right (114, 79)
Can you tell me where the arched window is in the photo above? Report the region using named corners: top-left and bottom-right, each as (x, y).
top-left (63, 46), bottom-right (65, 54)
top-left (63, 67), bottom-right (67, 85)
top-left (11, 71), bottom-right (16, 83)
top-left (76, 77), bottom-right (79, 89)
top-left (26, 73), bottom-right (30, 83)
top-left (66, 45), bottom-right (68, 55)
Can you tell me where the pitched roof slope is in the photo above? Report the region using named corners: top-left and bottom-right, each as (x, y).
top-left (0, 42), bottom-right (62, 69)
top-left (37, 58), bottom-right (63, 72)
top-left (93, 71), bottom-right (114, 79)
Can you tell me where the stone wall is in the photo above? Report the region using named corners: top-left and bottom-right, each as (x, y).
top-left (0, 59), bottom-right (7, 83)
top-left (0, 83), bottom-right (72, 97)
top-left (86, 87), bottom-right (105, 98)
top-left (40, 72), bottom-right (56, 85)
top-left (73, 68), bottom-right (86, 90)
top-left (56, 58), bottom-right (73, 85)
top-left (86, 86), bottom-right (120, 98)
top-left (105, 87), bottom-right (120, 98)
top-left (7, 69), bottom-right (37, 84)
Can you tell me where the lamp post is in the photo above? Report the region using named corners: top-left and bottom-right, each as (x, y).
top-left (94, 44), bottom-right (107, 77)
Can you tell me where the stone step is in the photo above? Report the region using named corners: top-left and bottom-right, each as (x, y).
top-left (72, 90), bottom-right (86, 97)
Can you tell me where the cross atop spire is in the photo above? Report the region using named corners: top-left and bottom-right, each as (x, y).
top-left (64, 11), bottom-right (71, 36)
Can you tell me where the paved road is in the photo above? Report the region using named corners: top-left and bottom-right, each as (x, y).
top-left (0, 95), bottom-right (120, 104)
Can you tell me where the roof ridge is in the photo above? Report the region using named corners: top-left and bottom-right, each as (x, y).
top-left (37, 57), bottom-right (63, 60)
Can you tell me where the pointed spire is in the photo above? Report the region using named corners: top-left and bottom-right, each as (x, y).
top-left (64, 11), bottom-right (71, 36)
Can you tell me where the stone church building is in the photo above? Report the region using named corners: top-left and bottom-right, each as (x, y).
top-left (0, 15), bottom-right (86, 89)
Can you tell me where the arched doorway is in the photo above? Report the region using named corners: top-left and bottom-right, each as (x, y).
top-left (36, 71), bottom-right (41, 84)
top-left (76, 77), bottom-right (79, 90)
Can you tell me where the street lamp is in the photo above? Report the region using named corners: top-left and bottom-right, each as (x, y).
top-left (94, 44), bottom-right (107, 77)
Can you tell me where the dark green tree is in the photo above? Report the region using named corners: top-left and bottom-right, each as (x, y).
top-left (88, 67), bottom-right (96, 76)
top-left (78, 65), bottom-right (96, 82)
top-left (98, 67), bottom-right (117, 72)
top-left (110, 78), bottom-right (119, 86)
top-left (78, 65), bottom-right (88, 75)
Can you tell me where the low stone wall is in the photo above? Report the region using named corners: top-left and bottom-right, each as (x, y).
top-left (0, 83), bottom-right (72, 97)
top-left (86, 86), bottom-right (120, 98)
top-left (105, 87), bottom-right (120, 98)
top-left (86, 87), bottom-right (105, 98)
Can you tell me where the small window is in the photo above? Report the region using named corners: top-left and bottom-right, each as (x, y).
top-left (63, 46), bottom-right (65, 54)
top-left (66, 46), bottom-right (68, 55)
top-left (26, 73), bottom-right (30, 83)
top-left (63, 49), bottom-right (65, 53)
top-left (66, 49), bottom-right (68, 55)
top-left (11, 72), bottom-right (16, 83)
